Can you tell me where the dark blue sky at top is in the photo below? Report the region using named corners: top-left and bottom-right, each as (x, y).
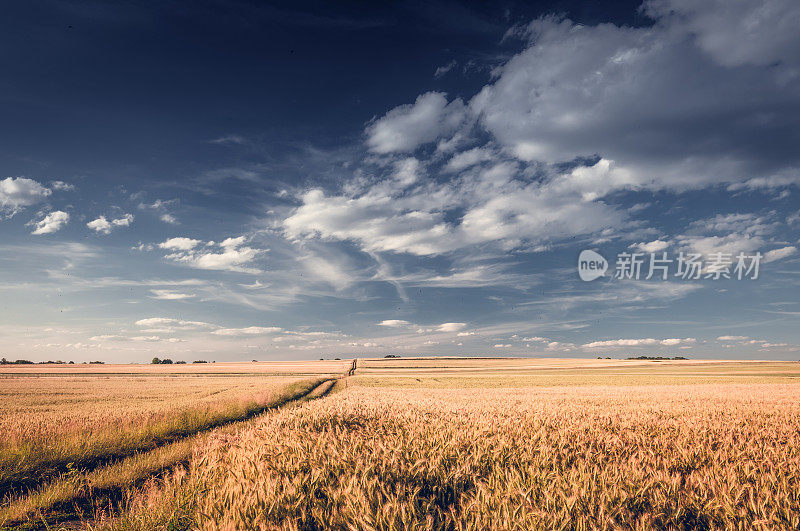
top-left (1, 0), bottom-right (644, 187)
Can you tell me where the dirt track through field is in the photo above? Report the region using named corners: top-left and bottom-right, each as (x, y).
top-left (3, 373), bottom-right (352, 531)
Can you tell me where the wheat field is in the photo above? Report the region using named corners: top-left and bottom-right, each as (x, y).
top-left (3, 359), bottom-right (799, 530)
top-left (0, 362), bottom-right (349, 529)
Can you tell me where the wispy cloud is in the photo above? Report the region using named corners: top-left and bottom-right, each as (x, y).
top-left (149, 289), bottom-right (195, 300)
top-left (212, 326), bottom-right (282, 336)
top-left (209, 135), bottom-right (247, 145)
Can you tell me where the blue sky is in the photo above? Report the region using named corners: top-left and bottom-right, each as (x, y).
top-left (2, 0), bottom-right (799, 362)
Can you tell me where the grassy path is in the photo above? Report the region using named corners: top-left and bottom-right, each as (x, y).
top-left (0, 378), bottom-right (326, 497)
top-left (0, 377), bottom-right (342, 530)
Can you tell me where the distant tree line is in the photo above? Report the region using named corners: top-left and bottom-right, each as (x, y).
top-left (151, 357), bottom-right (208, 364)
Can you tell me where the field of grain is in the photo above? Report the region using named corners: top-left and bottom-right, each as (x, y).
top-left (0, 361), bottom-right (350, 529)
top-left (354, 357), bottom-right (800, 387)
top-left (181, 383), bottom-right (800, 529)
top-left (3, 358), bottom-right (799, 530)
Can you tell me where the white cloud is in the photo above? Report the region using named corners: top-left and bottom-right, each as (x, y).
top-left (366, 92), bottom-right (467, 154)
top-left (584, 338), bottom-right (656, 348)
top-left (298, 250), bottom-right (358, 291)
top-left (289, 5), bottom-right (799, 294)
top-left (546, 341), bottom-right (577, 351)
top-left (158, 237), bottom-right (201, 251)
top-left (376, 262), bottom-right (533, 289)
top-left (221, 236), bottom-right (247, 248)
top-left (645, 0), bottom-right (800, 69)
top-left (455, 161), bottom-right (627, 248)
top-left (434, 60), bottom-right (457, 78)
top-left (282, 330), bottom-right (347, 340)
top-left (135, 317), bottom-right (214, 329)
top-left (209, 135), bottom-right (246, 145)
top-left (87, 214), bottom-right (134, 234)
top-left (757, 342), bottom-right (793, 350)
top-left (764, 246), bottom-right (797, 263)
top-left (392, 158), bottom-right (422, 187)
top-left (0, 177), bottom-right (51, 216)
top-left (659, 338), bottom-right (695, 347)
top-left (160, 213), bottom-right (178, 224)
top-left (717, 335), bottom-right (749, 341)
top-left (129, 336), bottom-right (158, 342)
top-left (149, 289), bottom-right (195, 300)
top-left (444, 147), bottom-right (495, 172)
top-left (138, 199), bottom-right (179, 224)
top-left (674, 213), bottom-right (780, 257)
top-left (86, 217), bottom-right (112, 234)
top-left (31, 211), bottom-right (69, 235)
top-left (88, 335), bottom-right (125, 341)
top-left (630, 239), bottom-right (669, 253)
top-left (283, 189), bottom-right (459, 256)
top-left (283, 158), bottom-right (626, 257)
top-left (212, 326), bottom-right (282, 336)
top-left (112, 213), bottom-right (133, 227)
top-left (127, 335), bottom-right (186, 343)
top-left (582, 338), bottom-right (696, 349)
top-left (689, 213), bottom-right (777, 236)
top-left (159, 236), bottom-right (263, 273)
top-left (377, 319), bottom-right (412, 328)
top-left (176, 246), bottom-right (260, 273)
top-left (465, 2), bottom-right (800, 190)
top-left (678, 234), bottom-right (764, 257)
top-left (727, 171), bottom-right (800, 192)
top-left (436, 322), bottom-right (467, 332)
top-left (50, 181), bottom-right (75, 191)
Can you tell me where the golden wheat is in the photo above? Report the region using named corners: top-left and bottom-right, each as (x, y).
top-left (0, 375), bottom-right (344, 528)
top-left (9, 359), bottom-right (800, 530)
top-left (183, 383), bottom-right (800, 529)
